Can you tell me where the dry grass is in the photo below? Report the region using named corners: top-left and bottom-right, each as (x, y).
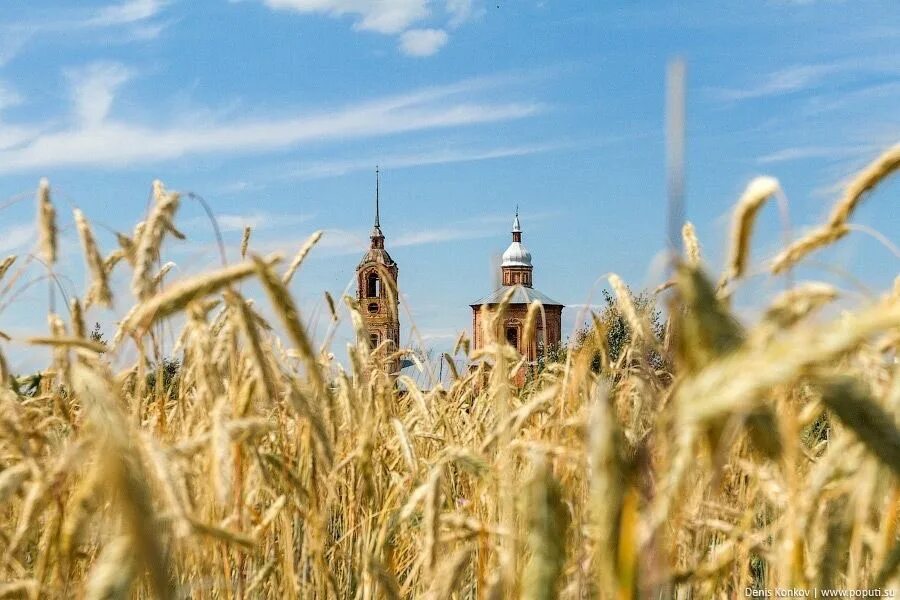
top-left (0, 145), bottom-right (898, 599)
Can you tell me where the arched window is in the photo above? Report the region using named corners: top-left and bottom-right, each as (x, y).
top-left (366, 272), bottom-right (380, 298)
top-left (505, 326), bottom-right (518, 350)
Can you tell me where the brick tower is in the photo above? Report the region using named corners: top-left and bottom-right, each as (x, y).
top-left (357, 168), bottom-right (400, 367)
top-left (470, 210), bottom-right (563, 366)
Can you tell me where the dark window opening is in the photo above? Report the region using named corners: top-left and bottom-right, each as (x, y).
top-left (369, 333), bottom-right (379, 348)
top-left (367, 302), bottom-right (378, 314)
top-left (506, 326), bottom-right (518, 349)
top-left (366, 273), bottom-right (380, 298)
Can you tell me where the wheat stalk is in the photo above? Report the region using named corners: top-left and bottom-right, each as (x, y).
top-left (74, 209), bottom-right (113, 308)
top-left (36, 178), bottom-right (57, 266)
top-left (131, 180), bottom-right (180, 301)
top-left (723, 176), bottom-right (780, 283)
top-left (2, 147), bottom-right (899, 597)
top-left (282, 230), bottom-right (324, 285)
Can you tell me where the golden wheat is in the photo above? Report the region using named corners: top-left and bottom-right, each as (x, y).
top-left (1, 149), bottom-right (898, 599)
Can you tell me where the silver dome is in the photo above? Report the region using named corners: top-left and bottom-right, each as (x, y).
top-left (501, 241), bottom-right (532, 267)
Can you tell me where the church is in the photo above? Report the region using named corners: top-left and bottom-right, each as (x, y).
top-left (468, 210), bottom-right (564, 360)
top-left (355, 170), bottom-right (563, 377)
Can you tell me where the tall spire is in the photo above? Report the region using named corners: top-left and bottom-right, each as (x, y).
top-left (374, 165), bottom-right (381, 228)
top-left (370, 166), bottom-right (384, 248)
top-left (512, 206), bottom-right (522, 242)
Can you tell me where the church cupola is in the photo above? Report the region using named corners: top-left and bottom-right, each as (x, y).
top-left (470, 208), bottom-right (564, 378)
top-left (356, 167), bottom-right (400, 361)
top-left (501, 208), bottom-right (533, 287)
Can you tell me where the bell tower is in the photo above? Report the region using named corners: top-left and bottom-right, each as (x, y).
top-left (356, 167), bottom-right (400, 363)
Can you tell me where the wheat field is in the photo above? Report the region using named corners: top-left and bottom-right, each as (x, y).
top-left (0, 145), bottom-right (898, 599)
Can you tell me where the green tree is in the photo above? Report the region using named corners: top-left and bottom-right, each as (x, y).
top-left (146, 357), bottom-right (182, 396)
top-left (572, 288), bottom-right (666, 374)
top-left (89, 322), bottom-right (107, 349)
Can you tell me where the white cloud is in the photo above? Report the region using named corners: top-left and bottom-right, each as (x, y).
top-left (756, 144), bottom-right (873, 164)
top-left (394, 226), bottom-right (493, 247)
top-left (0, 83), bottom-right (23, 113)
top-left (122, 21), bottom-right (170, 41)
top-left (262, 0), bottom-right (428, 34)
top-left (246, 228), bottom-right (365, 257)
top-left (293, 141), bottom-right (567, 179)
top-left (0, 224), bottom-right (36, 254)
top-left (213, 180), bottom-right (264, 195)
top-left (257, 0), bottom-right (478, 56)
top-left (419, 328), bottom-right (460, 341)
top-left (445, 0), bottom-right (478, 27)
top-left (716, 57), bottom-right (900, 102)
top-left (717, 63), bottom-right (845, 101)
top-left (86, 0), bottom-right (168, 27)
top-left (0, 0), bottom-right (169, 66)
top-left (399, 28), bottom-right (449, 57)
top-left (0, 73), bottom-right (542, 173)
top-left (0, 83), bottom-right (39, 151)
top-left (67, 62), bottom-right (133, 127)
top-left (0, 31), bottom-right (30, 67)
top-left (205, 212), bottom-right (314, 232)
top-left (803, 81), bottom-right (900, 115)
top-left (0, 123), bottom-right (39, 152)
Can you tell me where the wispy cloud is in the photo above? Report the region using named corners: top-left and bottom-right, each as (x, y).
top-left (0, 83), bottom-right (23, 114)
top-left (716, 63), bottom-right (846, 101)
top-left (756, 144), bottom-right (875, 164)
top-left (0, 223), bottom-right (36, 254)
top-left (0, 71), bottom-right (542, 174)
top-left (0, 0), bottom-right (170, 66)
top-left (0, 123), bottom-right (39, 153)
top-left (256, 0), bottom-right (480, 56)
top-left (67, 62), bottom-right (133, 127)
top-left (261, 0), bottom-right (427, 34)
top-left (445, 0), bottom-right (481, 27)
top-left (0, 83), bottom-right (39, 152)
top-left (0, 31), bottom-right (31, 68)
top-left (293, 141), bottom-right (568, 179)
top-left (249, 208), bottom-right (556, 259)
top-left (392, 209), bottom-right (560, 248)
top-left (803, 81), bottom-right (900, 115)
top-left (185, 211), bottom-right (314, 233)
top-left (419, 328), bottom-right (460, 342)
top-left (714, 57), bottom-right (900, 101)
top-left (393, 227), bottom-right (494, 247)
top-left (86, 0), bottom-right (169, 27)
top-left (301, 225), bottom-right (492, 256)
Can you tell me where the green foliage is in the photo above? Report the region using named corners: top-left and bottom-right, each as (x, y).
top-left (89, 322), bottom-right (107, 348)
top-left (569, 288), bottom-right (665, 374)
top-left (146, 357), bottom-right (182, 397)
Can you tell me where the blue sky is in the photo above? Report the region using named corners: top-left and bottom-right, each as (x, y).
top-left (0, 0), bottom-right (898, 369)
